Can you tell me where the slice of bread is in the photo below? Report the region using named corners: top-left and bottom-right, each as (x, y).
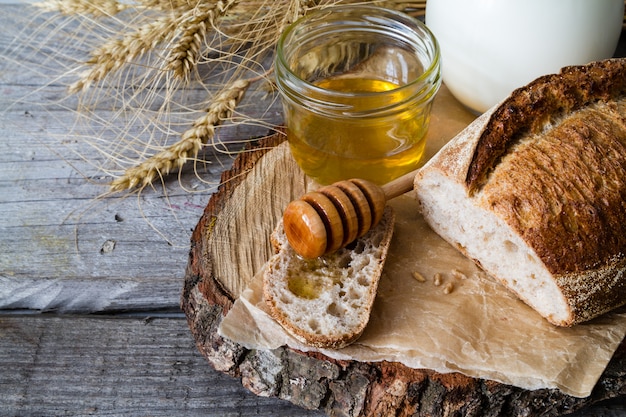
top-left (414, 58), bottom-right (626, 327)
top-left (263, 206), bottom-right (395, 349)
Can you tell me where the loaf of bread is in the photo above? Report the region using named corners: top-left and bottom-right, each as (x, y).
top-left (414, 58), bottom-right (626, 327)
top-left (263, 207), bottom-right (394, 349)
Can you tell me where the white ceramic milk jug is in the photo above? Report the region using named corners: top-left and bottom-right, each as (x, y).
top-left (426, 0), bottom-right (624, 113)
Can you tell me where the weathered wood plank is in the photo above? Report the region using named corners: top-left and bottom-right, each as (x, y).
top-left (0, 314), bottom-right (326, 416)
top-left (0, 314), bottom-right (625, 417)
top-left (0, 2), bottom-right (282, 313)
top-left (0, 116), bottom-right (273, 313)
top-left (0, 113), bottom-right (232, 312)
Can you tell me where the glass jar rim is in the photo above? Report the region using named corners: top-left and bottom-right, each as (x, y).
top-left (275, 5), bottom-right (441, 100)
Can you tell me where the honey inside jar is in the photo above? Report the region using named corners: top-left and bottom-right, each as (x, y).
top-left (274, 6), bottom-right (441, 186)
top-left (286, 75), bottom-right (431, 185)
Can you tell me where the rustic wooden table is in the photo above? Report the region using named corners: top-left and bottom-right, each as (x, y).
top-left (1, 2), bottom-right (625, 415)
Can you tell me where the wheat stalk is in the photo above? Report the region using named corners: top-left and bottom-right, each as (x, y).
top-left (69, 13), bottom-right (179, 93)
top-left (35, 0), bottom-right (206, 15)
top-left (34, 0), bottom-right (131, 16)
top-left (166, 0), bottom-right (238, 80)
top-left (110, 78), bottom-right (251, 191)
top-left (139, 0), bottom-right (199, 11)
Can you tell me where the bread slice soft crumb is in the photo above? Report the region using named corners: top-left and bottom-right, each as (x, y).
top-left (415, 170), bottom-right (571, 324)
top-left (263, 207), bottom-right (395, 349)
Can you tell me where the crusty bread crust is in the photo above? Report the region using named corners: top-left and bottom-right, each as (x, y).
top-left (415, 58), bottom-right (626, 326)
top-left (263, 207), bottom-right (395, 349)
top-left (466, 58), bottom-right (626, 193)
top-left (481, 103), bottom-right (626, 275)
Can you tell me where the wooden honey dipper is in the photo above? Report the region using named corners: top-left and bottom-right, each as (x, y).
top-left (283, 169), bottom-right (418, 259)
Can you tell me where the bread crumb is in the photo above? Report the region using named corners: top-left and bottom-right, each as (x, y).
top-left (443, 282), bottom-right (454, 294)
top-left (411, 271), bottom-right (426, 283)
top-left (452, 269), bottom-right (467, 280)
top-left (433, 272), bottom-right (443, 286)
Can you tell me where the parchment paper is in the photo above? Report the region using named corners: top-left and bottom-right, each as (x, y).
top-left (215, 86), bottom-right (626, 399)
top-left (220, 192), bottom-right (626, 398)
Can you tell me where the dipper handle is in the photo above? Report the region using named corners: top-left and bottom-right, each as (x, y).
top-left (282, 169), bottom-right (417, 259)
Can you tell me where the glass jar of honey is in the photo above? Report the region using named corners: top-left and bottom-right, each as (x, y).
top-left (275, 5), bottom-right (441, 185)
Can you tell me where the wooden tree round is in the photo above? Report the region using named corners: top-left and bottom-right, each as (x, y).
top-left (181, 133), bottom-right (626, 417)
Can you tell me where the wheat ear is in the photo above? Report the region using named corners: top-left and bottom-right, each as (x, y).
top-left (138, 0), bottom-right (198, 11)
top-left (34, 0), bottom-right (131, 16)
top-left (69, 14), bottom-right (178, 93)
top-left (110, 78), bottom-right (251, 191)
top-left (166, 0), bottom-right (238, 80)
